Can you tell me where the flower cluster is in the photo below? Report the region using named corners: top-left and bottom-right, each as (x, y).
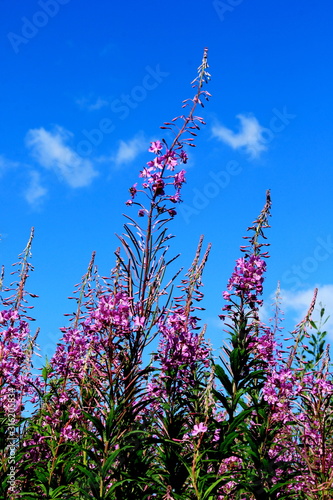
top-left (126, 140), bottom-right (188, 218)
top-left (50, 327), bottom-right (93, 380)
top-left (221, 192), bottom-right (271, 324)
top-left (87, 292), bottom-right (132, 334)
top-left (248, 326), bottom-right (277, 365)
top-left (225, 255), bottom-right (266, 304)
top-left (0, 308), bottom-right (39, 413)
top-left (262, 367), bottom-right (301, 418)
top-left (50, 290), bottom-right (137, 382)
top-left (148, 307), bottom-right (211, 404)
top-left (158, 308), bottom-right (210, 372)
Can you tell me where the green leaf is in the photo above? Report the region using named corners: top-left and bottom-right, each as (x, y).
top-left (200, 476), bottom-right (230, 499)
top-left (214, 364), bottom-right (233, 395)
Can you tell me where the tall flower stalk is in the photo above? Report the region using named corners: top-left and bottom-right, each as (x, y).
top-left (0, 229), bottom-right (40, 499)
top-left (11, 49), bottom-right (212, 500)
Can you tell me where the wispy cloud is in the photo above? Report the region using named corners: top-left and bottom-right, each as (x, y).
top-left (24, 170), bottom-right (48, 206)
top-left (0, 155), bottom-right (20, 177)
top-left (76, 96), bottom-right (109, 111)
top-left (280, 285), bottom-right (333, 337)
top-left (212, 114), bottom-right (267, 157)
top-left (26, 126), bottom-right (98, 188)
top-left (112, 132), bottom-right (147, 168)
top-left (0, 155), bottom-right (46, 206)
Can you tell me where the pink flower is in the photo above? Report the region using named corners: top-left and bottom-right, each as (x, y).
top-left (180, 150), bottom-right (188, 163)
top-left (169, 191), bottom-right (181, 203)
top-left (191, 422), bottom-right (208, 436)
top-left (148, 140), bottom-right (163, 154)
top-left (133, 316), bottom-right (145, 329)
top-left (147, 156), bottom-right (164, 169)
top-left (164, 150), bottom-right (178, 170)
top-left (174, 169), bottom-right (186, 188)
top-left (139, 167), bottom-right (154, 179)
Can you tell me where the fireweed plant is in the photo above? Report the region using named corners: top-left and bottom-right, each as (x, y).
top-left (0, 49), bottom-right (332, 499)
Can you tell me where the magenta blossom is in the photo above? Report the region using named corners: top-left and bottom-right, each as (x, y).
top-left (174, 169), bottom-right (186, 188)
top-left (147, 156), bottom-right (164, 170)
top-left (180, 150), bottom-right (188, 163)
top-left (148, 140), bottom-right (163, 154)
top-left (169, 191), bottom-right (181, 203)
top-left (225, 255), bottom-right (266, 304)
top-left (192, 422), bottom-right (208, 436)
top-left (164, 150), bottom-right (178, 170)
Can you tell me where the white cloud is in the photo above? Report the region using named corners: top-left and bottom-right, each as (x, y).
top-left (24, 170), bottom-right (47, 206)
top-left (26, 126), bottom-right (98, 188)
top-left (280, 285), bottom-right (333, 338)
top-left (112, 132), bottom-right (147, 168)
top-left (76, 96), bottom-right (109, 111)
top-left (212, 114), bottom-right (268, 157)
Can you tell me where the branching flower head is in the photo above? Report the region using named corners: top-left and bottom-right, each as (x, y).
top-left (126, 48), bottom-right (211, 219)
top-left (221, 190), bottom-right (271, 318)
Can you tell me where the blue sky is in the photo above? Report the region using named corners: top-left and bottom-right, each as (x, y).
top-left (1, 0), bottom-right (333, 363)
